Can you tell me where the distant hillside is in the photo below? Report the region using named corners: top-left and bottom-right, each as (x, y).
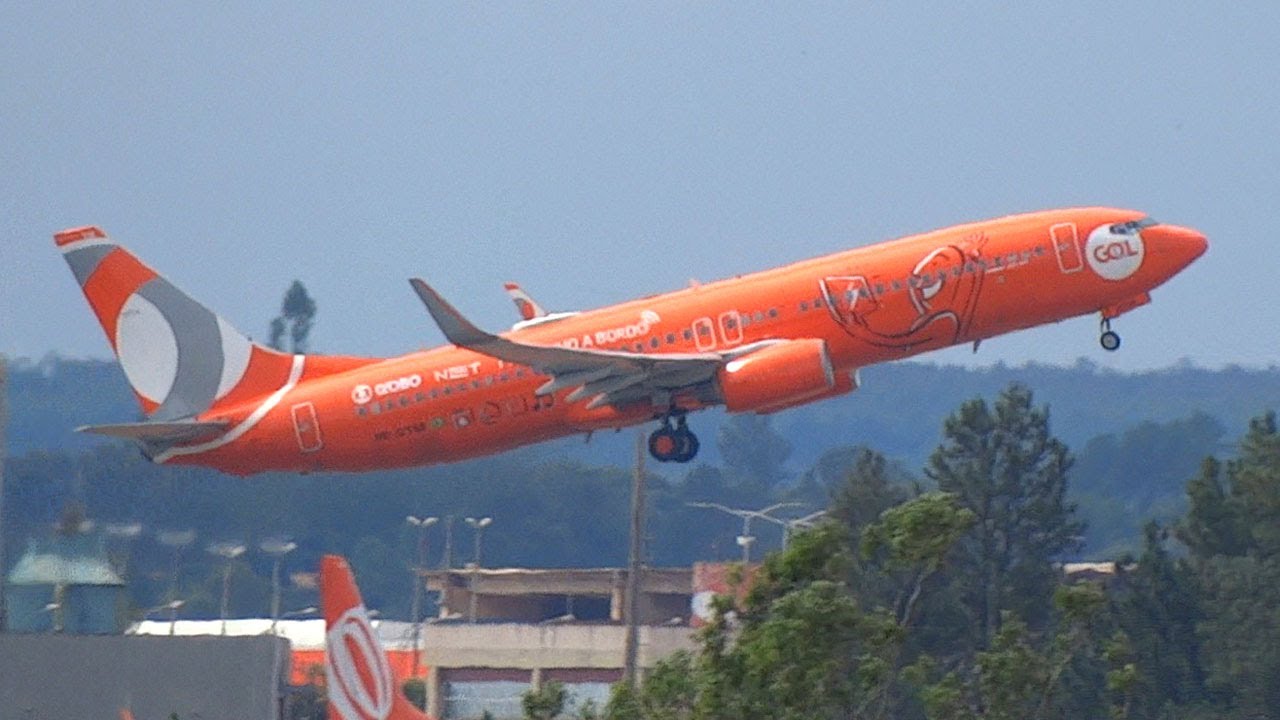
top-left (8, 354), bottom-right (1279, 468)
top-left (5, 354), bottom-right (1276, 560)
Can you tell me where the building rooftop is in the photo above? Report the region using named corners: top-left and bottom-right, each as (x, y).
top-left (6, 538), bottom-right (123, 586)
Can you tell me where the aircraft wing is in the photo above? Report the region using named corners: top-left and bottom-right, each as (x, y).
top-left (412, 279), bottom-right (745, 409)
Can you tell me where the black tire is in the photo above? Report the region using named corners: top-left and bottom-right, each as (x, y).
top-left (1100, 331), bottom-right (1121, 352)
top-left (674, 431), bottom-right (700, 463)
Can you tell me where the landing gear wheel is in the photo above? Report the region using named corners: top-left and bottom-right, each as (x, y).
top-left (1099, 318), bottom-right (1121, 352)
top-left (674, 430), bottom-right (700, 463)
top-left (648, 425), bottom-right (680, 462)
top-left (648, 414), bottom-right (702, 463)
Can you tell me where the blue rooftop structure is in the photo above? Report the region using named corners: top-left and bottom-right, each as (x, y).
top-left (5, 534), bottom-right (126, 634)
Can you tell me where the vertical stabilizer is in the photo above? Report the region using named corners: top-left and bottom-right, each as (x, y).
top-left (321, 555), bottom-right (432, 720)
top-left (56, 226), bottom-right (300, 420)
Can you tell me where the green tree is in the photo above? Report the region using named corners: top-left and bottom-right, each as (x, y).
top-left (1108, 522), bottom-right (1208, 718)
top-left (909, 583), bottom-right (1111, 720)
top-left (716, 414), bottom-right (792, 488)
top-left (523, 680), bottom-right (567, 720)
top-left (268, 280), bottom-right (317, 353)
top-left (926, 384), bottom-right (1082, 649)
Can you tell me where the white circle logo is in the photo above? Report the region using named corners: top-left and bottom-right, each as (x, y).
top-left (351, 385), bottom-right (373, 405)
top-left (325, 607), bottom-right (394, 720)
top-left (1085, 225), bottom-right (1144, 281)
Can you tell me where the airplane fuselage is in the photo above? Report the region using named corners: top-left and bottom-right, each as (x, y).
top-left (141, 206), bottom-right (1203, 475)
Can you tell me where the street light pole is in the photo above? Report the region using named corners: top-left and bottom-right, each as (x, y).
top-left (405, 515), bottom-right (437, 691)
top-left (464, 517), bottom-right (492, 623)
top-left (687, 502), bottom-right (805, 564)
top-left (156, 529), bottom-right (196, 635)
top-left (260, 538), bottom-right (297, 634)
top-left (207, 541), bottom-right (246, 635)
top-left (758, 510), bottom-right (828, 550)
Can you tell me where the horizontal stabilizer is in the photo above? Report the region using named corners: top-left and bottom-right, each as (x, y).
top-left (77, 420), bottom-right (230, 445)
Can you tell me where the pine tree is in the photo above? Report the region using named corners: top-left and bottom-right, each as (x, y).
top-left (926, 384), bottom-right (1082, 650)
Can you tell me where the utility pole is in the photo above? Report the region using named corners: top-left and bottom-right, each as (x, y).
top-left (464, 517), bottom-right (491, 623)
top-left (622, 431), bottom-right (646, 687)
top-left (405, 514), bottom-right (437, 694)
top-left (0, 355), bottom-right (7, 631)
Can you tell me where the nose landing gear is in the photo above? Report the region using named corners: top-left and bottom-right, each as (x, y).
top-left (1099, 318), bottom-right (1121, 352)
top-left (648, 414), bottom-right (700, 463)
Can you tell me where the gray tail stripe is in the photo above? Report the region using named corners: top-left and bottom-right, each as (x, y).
top-left (64, 244), bottom-right (116, 286)
top-left (136, 278), bottom-right (227, 421)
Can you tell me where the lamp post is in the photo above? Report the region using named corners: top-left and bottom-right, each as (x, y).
top-left (464, 517), bottom-right (492, 623)
top-left (207, 541), bottom-right (246, 635)
top-left (686, 502), bottom-right (804, 563)
top-left (103, 521), bottom-right (143, 580)
top-left (280, 605), bottom-right (317, 619)
top-left (142, 599), bottom-right (185, 636)
top-left (156, 529), bottom-right (196, 632)
top-left (260, 538), bottom-right (297, 633)
top-left (405, 515), bottom-right (437, 690)
top-left (756, 510), bottom-right (828, 550)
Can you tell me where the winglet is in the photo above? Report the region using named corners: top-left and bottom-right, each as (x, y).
top-left (503, 282), bottom-right (546, 321)
top-left (409, 279), bottom-right (496, 349)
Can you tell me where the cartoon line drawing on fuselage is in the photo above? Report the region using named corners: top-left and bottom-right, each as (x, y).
top-left (821, 234), bottom-right (988, 351)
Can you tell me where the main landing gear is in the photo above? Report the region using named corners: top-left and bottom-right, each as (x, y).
top-left (1100, 318), bottom-right (1121, 352)
top-left (648, 414), bottom-right (700, 463)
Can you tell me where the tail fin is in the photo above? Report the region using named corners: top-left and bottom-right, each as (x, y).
top-left (57, 226), bottom-right (328, 421)
top-left (321, 555), bottom-right (431, 720)
top-left (503, 282), bottom-right (546, 321)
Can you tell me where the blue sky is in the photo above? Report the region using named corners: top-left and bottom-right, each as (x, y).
top-left (3, 3), bottom-right (1274, 370)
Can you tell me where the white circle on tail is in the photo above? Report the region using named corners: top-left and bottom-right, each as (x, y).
top-left (215, 316), bottom-right (253, 400)
top-left (1085, 225), bottom-right (1144, 281)
top-left (326, 607), bottom-right (394, 720)
top-left (114, 293), bottom-right (179, 404)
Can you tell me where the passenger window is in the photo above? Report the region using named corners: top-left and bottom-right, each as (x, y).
top-left (799, 301), bottom-right (809, 311)
top-left (649, 337), bottom-right (660, 348)
top-left (768, 308), bottom-right (778, 318)
top-left (666, 333), bottom-right (676, 344)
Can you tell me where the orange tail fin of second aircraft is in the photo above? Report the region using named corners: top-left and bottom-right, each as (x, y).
top-left (56, 226), bottom-right (373, 422)
top-left (322, 555), bottom-right (431, 720)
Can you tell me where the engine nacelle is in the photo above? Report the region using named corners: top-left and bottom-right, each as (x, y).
top-left (717, 339), bottom-right (857, 414)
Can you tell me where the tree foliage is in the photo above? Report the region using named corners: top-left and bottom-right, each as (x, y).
top-left (268, 280), bottom-right (316, 353)
top-left (927, 384), bottom-right (1082, 649)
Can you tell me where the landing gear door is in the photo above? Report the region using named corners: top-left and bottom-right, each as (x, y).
top-left (291, 402), bottom-right (323, 453)
top-left (1051, 223), bottom-right (1083, 274)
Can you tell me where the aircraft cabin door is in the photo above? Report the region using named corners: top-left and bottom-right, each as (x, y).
top-left (291, 402), bottom-right (323, 453)
top-left (1051, 223), bottom-right (1084, 274)
top-left (692, 317), bottom-right (716, 351)
top-left (718, 310), bottom-right (743, 346)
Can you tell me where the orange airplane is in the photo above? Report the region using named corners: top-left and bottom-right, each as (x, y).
top-left (322, 554), bottom-right (432, 720)
top-left (56, 207), bottom-right (1206, 475)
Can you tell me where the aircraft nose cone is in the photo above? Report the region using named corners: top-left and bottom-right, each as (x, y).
top-left (1149, 224), bottom-right (1208, 268)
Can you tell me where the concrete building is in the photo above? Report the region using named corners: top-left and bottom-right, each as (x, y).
top-left (419, 566), bottom-right (702, 719)
top-left (0, 633), bottom-right (291, 720)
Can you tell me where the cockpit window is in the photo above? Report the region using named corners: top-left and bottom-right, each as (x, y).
top-left (1109, 217), bottom-right (1158, 234)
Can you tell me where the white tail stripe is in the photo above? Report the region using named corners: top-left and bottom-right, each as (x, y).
top-left (326, 607), bottom-right (395, 720)
top-left (153, 354), bottom-right (305, 462)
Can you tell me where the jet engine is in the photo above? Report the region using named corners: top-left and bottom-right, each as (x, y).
top-left (717, 339), bottom-right (858, 414)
